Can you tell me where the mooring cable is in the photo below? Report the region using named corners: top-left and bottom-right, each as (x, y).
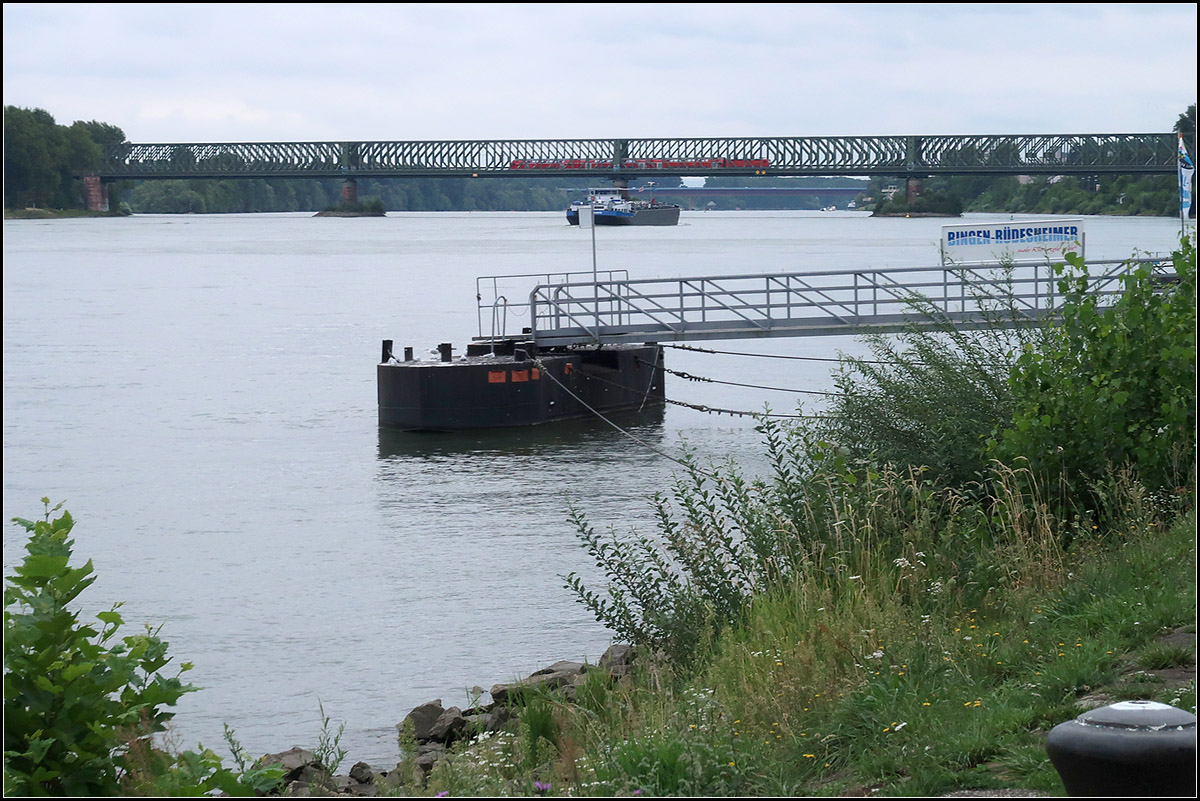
top-left (578, 362), bottom-right (832, 420)
top-left (638, 358), bottom-right (846, 398)
top-left (532, 358), bottom-right (723, 479)
top-left (664, 342), bottom-right (881, 363)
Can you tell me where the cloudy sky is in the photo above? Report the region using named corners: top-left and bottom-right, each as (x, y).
top-left (3, 3), bottom-right (1196, 144)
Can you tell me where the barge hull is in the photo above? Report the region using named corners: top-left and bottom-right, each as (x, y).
top-left (566, 206), bottom-right (681, 226)
top-left (378, 345), bottom-right (664, 431)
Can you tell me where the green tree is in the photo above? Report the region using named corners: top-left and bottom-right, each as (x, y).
top-left (1175, 103), bottom-right (1196, 140)
top-left (3, 107), bottom-right (128, 210)
top-left (4, 106), bottom-right (63, 208)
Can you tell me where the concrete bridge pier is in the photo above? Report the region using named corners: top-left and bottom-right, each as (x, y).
top-left (341, 178), bottom-right (358, 205)
top-left (83, 175), bottom-right (109, 212)
top-left (906, 177), bottom-right (924, 203)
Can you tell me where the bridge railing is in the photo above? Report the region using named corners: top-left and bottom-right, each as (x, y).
top-left (488, 258), bottom-right (1175, 347)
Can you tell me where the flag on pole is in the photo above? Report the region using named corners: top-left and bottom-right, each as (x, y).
top-left (1180, 133), bottom-right (1195, 220)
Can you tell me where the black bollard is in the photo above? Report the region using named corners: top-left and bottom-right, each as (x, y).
top-left (438, 343), bottom-right (453, 363)
top-left (381, 340), bottom-right (393, 364)
top-left (404, 346), bottom-right (413, 362)
top-left (1046, 700), bottom-right (1196, 796)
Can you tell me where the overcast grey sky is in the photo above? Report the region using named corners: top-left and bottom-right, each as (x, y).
top-left (3, 3), bottom-right (1196, 143)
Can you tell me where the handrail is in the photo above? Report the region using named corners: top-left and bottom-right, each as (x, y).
top-left (509, 257), bottom-right (1174, 347)
top-left (475, 269), bottom-right (629, 339)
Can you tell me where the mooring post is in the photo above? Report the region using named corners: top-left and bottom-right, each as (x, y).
top-left (381, 340), bottom-right (392, 364)
top-left (1046, 700), bottom-right (1196, 796)
top-left (438, 343), bottom-right (453, 362)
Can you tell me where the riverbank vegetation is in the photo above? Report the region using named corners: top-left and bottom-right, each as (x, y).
top-left (5, 237), bottom-right (1194, 795)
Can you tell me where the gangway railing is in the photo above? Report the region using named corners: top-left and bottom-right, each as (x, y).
top-left (475, 269), bottom-right (629, 340)
top-left (474, 258), bottom-right (1173, 347)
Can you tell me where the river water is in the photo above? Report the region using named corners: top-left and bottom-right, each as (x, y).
top-left (2, 210), bottom-right (1184, 767)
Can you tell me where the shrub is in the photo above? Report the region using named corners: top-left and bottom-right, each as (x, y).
top-left (818, 270), bottom-right (1043, 488)
top-left (988, 238), bottom-right (1197, 513)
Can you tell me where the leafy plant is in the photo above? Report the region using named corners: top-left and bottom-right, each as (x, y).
top-left (4, 499), bottom-right (284, 797)
top-left (4, 499), bottom-right (197, 795)
top-left (989, 238), bottom-right (1197, 513)
top-left (120, 725), bottom-right (285, 796)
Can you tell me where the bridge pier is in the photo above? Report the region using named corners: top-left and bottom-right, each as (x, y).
top-left (341, 178), bottom-right (358, 205)
top-left (83, 175), bottom-right (109, 212)
top-left (905, 177), bottom-right (924, 203)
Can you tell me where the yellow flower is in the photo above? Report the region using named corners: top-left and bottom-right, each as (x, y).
top-left (803, 754), bottom-right (815, 759)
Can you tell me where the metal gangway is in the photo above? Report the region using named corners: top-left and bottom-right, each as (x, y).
top-left (475, 258), bottom-right (1176, 348)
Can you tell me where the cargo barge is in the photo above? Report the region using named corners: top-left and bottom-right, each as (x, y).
top-left (566, 188), bottom-right (681, 226)
top-left (378, 339), bottom-right (664, 431)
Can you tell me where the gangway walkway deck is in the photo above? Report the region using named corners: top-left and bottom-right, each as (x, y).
top-left (475, 258), bottom-right (1175, 347)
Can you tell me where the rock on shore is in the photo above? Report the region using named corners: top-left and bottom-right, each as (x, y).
top-left (260, 644), bottom-right (639, 796)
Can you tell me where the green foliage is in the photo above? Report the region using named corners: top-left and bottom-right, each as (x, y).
top-left (119, 725), bottom-right (285, 796)
top-left (819, 273), bottom-right (1043, 487)
top-left (3, 106), bottom-right (126, 210)
top-left (518, 694), bottom-right (559, 771)
top-left (873, 188), bottom-right (963, 216)
top-left (988, 238), bottom-right (1197, 511)
top-left (596, 729), bottom-right (743, 796)
top-left (564, 422), bottom-right (1013, 671)
top-left (564, 441), bottom-right (801, 670)
top-left (3, 499), bottom-right (285, 797)
top-left (314, 701), bottom-right (349, 775)
top-left (3, 499), bottom-right (195, 795)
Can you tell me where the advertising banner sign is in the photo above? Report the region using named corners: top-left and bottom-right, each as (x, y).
top-left (941, 219), bottom-right (1084, 264)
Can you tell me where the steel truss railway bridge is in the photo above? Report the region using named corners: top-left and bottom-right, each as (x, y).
top-left (85, 132), bottom-right (1182, 210)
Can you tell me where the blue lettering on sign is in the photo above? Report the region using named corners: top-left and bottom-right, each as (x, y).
top-left (990, 225), bottom-right (1080, 244)
top-left (947, 229), bottom-right (992, 246)
top-left (949, 223), bottom-right (1079, 252)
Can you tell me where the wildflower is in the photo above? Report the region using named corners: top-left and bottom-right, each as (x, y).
top-left (803, 754), bottom-right (816, 758)
top-left (534, 781), bottom-right (553, 794)
top-left (436, 793), bottom-right (449, 798)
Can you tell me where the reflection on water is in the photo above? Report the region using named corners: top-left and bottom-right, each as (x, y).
top-left (376, 407), bottom-right (667, 459)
